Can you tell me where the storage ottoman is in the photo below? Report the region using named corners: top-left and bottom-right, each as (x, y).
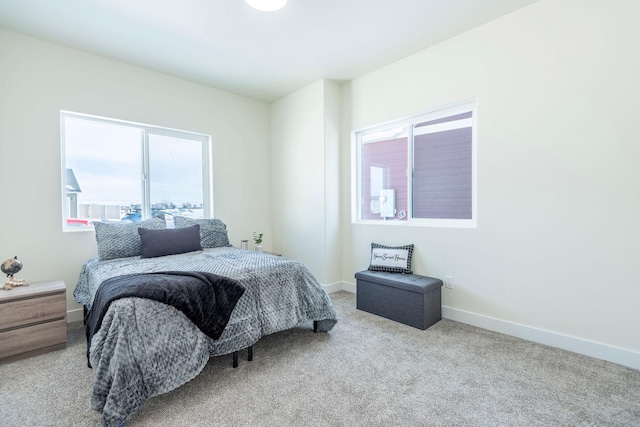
top-left (355, 270), bottom-right (442, 330)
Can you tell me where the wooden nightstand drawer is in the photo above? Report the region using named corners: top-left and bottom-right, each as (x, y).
top-left (0, 319), bottom-right (67, 359)
top-left (0, 280), bottom-right (67, 363)
top-left (0, 292), bottom-right (66, 330)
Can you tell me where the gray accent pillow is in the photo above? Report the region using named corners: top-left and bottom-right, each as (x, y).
top-left (174, 217), bottom-right (231, 248)
top-left (94, 217), bottom-right (166, 260)
top-left (138, 225), bottom-right (203, 258)
top-left (368, 242), bottom-right (414, 274)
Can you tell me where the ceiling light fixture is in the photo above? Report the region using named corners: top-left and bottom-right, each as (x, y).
top-left (245, 0), bottom-right (288, 12)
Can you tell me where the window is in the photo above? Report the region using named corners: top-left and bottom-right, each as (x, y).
top-left (353, 100), bottom-right (476, 227)
top-left (61, 111), bottom-right (212, 231)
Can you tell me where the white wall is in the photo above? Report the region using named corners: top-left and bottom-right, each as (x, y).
top-left (0, 29), bottom-right (271, 319)
top-left (323, 81), bottom-right (342, 286)
top-left (1, 0), bottom-right (638, 369)
top-left (340, 0), bottom-right (640, 366)
top-left (270, 80), bottom-right (341, 286)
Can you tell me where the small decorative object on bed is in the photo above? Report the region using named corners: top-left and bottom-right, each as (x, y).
top-left (252, 231), bottom-right (264, 252)
top-left (368, 242), bottom-right (414, 274)
top-left (74, 218), bottom-right (337, 427)
top-left (1, 256), bottom-right (30, 289)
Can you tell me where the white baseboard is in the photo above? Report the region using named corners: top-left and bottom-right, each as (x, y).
top-left (67, 308), bottom-right (84, 323)
top-left (442, 305), bottom-right (640, 371)
top-left (324, 281), bottom-right (356, 294)
top-left (341, 281), bottom-right (357, 293)
top-left (334, 282), bottom-right (639, 370)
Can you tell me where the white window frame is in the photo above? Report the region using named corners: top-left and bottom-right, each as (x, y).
top-left (60, 111), bottom-right (213, 232)
top-left (351, 99), bottom-right (477, 228)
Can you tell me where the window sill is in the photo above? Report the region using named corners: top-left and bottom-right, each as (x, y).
top-left (352, 219), bottom-right (476, 229)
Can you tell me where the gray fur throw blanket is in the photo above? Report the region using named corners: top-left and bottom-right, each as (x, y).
top-left (85, 271), bottom-right (244, 367)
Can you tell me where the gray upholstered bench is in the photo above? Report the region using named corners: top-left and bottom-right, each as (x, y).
top-left (355, 270), bottom-right (443, 330)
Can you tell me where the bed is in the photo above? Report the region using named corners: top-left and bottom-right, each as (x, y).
top-left (73, 217), bottom-right (338, 427)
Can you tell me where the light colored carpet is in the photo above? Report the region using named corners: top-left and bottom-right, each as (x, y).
top-left (1, 291), bottom-right (639, 426)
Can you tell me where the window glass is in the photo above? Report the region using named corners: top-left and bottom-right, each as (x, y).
top-left (61, 112), bottom-right (211, 230)
top-left (148, 133), bottom-right (204, 218)
top-left (413, 112), bottom-right (473, 219)
top-left (360, 131), bottom-right (408, 220)
top-left (354, 101), bottom-right (476, 227)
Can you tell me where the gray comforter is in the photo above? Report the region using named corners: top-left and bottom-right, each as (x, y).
top-left (74, 247), bottom-right (338, 427)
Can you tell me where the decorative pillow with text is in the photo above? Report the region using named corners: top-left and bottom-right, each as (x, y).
top-left (368, 242), bottom-right (414, 274)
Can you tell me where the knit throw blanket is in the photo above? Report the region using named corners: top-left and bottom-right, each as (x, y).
top-left (85, 271), bottom-right (244, 367)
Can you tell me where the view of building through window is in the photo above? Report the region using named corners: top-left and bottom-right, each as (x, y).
top-left (355, 100), bottom-right (476, 227)
top-left (61, 112), bottom-right (210, 230)
top-left (360, 132), bottom-right (409, 221)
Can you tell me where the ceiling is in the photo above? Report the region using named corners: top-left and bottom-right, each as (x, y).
top-left (0, 0), bottom-right (538, 102)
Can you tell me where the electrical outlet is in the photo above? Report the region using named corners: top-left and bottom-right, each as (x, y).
top-left (444, 275), bottom-right (454, 289)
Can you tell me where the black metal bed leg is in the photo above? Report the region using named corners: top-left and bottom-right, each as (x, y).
top-left (248, 345), bottom-right (253, 362)
top-left (232, 351), bottom-right (238, 368)
top-left (313, 320), bottom-right (318, 333)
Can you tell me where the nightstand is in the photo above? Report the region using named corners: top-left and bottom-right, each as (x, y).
top-left (0, 280), bottom-right (67, 363)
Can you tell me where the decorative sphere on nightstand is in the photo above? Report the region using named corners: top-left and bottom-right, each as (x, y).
top-left (1, 256), bottom-right (22, 278)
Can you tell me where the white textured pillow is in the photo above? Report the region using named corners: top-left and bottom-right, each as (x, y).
top-left (368, 243), bottom-right (414, 274)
